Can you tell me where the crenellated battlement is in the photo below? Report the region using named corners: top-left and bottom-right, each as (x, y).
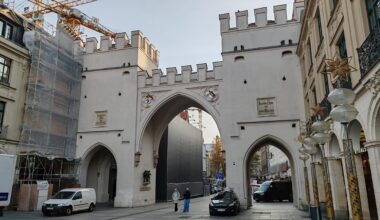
top-left (137, 62), bottom-right (223, 88)
top-left (83, 30), bottom-right (160, 64)
top-left (219, 2), bottom-right (304, 33)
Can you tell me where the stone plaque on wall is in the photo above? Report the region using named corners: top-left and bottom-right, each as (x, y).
top-left (257, 97), bottom-right (276, 116)
top-left (95, 111), bottom-right (107, 127)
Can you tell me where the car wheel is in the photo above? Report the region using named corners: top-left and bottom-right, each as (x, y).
top-left (88, 203), bottom-right (95, 212)
top-left (65, 206), bottom-right (72, 216)
top-left (42, 212), bottom-right (49, 217)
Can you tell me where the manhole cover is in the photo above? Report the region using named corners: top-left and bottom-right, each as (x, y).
top-left (179, 216), bottom-right (191, 218)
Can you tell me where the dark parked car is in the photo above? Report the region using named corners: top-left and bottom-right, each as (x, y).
top-left (253, 180), bottom-right (293, 202)
top-left (209, 189), bottom-right (240, 216)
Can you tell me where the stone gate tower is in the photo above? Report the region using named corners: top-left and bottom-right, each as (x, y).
top-left (76, 1), bottom-right (307, 209)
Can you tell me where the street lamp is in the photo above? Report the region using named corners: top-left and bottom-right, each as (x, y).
top-left (298, 146), bottom-right (311, 208)
top-left (303, 136), bottom-right (322, 220)
top-left (328, 87), bottom-right (362, 220)
top-left (324, 57), bottom-right (362, 220)
top-left (311, 119), bottom-right (334, 220)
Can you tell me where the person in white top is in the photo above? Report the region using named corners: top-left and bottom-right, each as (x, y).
top-left (172, 188), bottom-right (180, 212)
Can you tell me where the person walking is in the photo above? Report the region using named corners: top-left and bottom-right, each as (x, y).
top-left (183, 188), bottom-right (191, 213)
top-left (172, 188), bottom-right (180, 212)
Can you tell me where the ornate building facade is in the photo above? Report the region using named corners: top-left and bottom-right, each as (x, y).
top-left (297, 0), bottom-right (380, 219)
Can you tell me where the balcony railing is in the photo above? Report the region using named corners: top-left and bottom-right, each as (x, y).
top-left (358, 27), bottom-right (380, 77)
top-left (0, 126), bottom-right (8, 139)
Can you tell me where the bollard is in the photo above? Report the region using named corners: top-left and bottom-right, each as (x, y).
top-left (310, 205), bottom-right (322, 220)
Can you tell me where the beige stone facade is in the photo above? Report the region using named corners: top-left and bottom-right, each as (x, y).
top-left (0, 10), bottom-right (29, 155)
top-left (297, 0), bottom-right (380, 219)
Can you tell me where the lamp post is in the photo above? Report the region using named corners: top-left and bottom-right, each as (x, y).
top-left (324, 56), bottom-right (362, 220)
top-left (328, 87), bottom-right (362, 220)
top-left (304, 136), bottom-right (322, 220)
top-left (299, 146), bottom-right (311, 207)
top-left (312, 119), bottom-right (334, 220)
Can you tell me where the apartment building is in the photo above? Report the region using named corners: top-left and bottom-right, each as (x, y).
top-left (0, 5), bottom-right (29, 154)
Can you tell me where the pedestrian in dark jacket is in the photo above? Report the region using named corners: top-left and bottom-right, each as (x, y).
top-left (183, 188), bottom-right (191, 213)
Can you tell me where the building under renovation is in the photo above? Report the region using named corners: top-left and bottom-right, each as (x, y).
top-left (12, 27), bottom-right (82, 210)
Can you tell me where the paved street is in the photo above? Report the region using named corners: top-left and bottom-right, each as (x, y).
top-left (3, 196), bottom-right (310, 220)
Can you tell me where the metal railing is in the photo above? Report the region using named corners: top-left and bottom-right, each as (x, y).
top-left (357, 27), bottom-right (380, 77)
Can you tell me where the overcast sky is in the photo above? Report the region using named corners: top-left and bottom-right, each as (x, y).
top-left (75, 0), bottom-right (295, 70)
top-left (18, 0), bottom-right (295, 144)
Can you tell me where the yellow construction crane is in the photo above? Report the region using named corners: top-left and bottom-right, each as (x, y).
top-left (23, 0), bottom-right (116, 39)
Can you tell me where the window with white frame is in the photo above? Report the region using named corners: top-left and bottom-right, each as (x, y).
top-left (0, 55), bottom-right (11, 83)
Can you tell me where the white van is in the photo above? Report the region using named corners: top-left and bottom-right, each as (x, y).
top-left (42, 188), bottom-right (96, 216)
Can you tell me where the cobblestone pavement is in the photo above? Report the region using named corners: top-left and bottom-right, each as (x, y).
top-left (3, 196), bottom-right (310, 220)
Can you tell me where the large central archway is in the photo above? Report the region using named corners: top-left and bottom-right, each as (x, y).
top-left (137, 92), bottom-right (222, 203)
top-left (244, 135), bottom-right (298, 207)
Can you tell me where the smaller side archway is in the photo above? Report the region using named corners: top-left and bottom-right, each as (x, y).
top-left (327, 133), bottom-right (349, 219)
top-left (244, 135), bottom-right (298, 207)
top-left (79, 144), bottom-right (117, 204)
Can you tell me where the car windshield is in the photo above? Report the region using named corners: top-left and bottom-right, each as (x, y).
top-left (52, 191), bottom-right (75, 199)
top-left (213, 192), bottom-right (232, 200)
top-left (258, 182), bottom-right (271, 192)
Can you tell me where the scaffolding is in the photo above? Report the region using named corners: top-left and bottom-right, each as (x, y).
top-left (17, 151), bottom-right (80, 189)
top-left (19, 26), bottom-right (82, 158)
top-left (15, 24), bottom-right (82, 193)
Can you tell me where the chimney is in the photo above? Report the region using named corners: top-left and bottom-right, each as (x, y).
top-left (236, 10), bottom-right (248, 30)
top-left (219, 13), bottom-right (230, 33)
top-left (254, 7), bottom-right (267, 27)
top-left (274, 5), bottom-right (287, 24)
